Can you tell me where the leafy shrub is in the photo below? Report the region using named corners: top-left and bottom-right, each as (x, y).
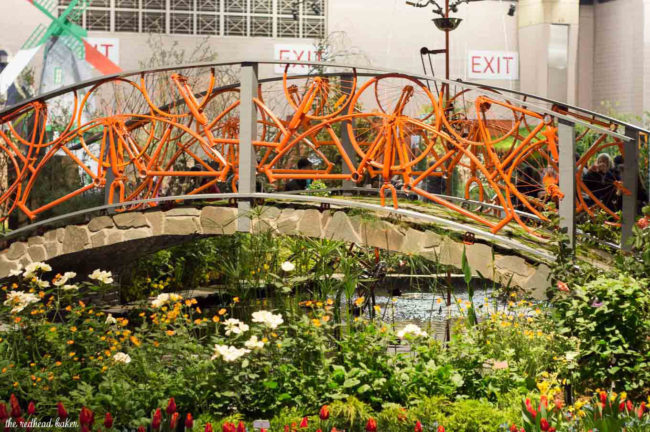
top-left (553, 275), bottom-right (650, 394)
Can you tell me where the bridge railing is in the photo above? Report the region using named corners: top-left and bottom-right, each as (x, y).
top-left (0, 60), bottom-right (647, 251)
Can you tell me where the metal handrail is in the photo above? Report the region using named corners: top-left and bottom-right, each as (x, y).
top-left (1, 59), bottom-right (646, 139)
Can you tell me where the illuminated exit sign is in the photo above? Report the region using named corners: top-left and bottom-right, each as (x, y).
top-left (467, 51), bottom-right (518, 80)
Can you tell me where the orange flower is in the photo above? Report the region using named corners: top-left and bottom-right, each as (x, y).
top-left (218, 308), bottom-right (227, 316)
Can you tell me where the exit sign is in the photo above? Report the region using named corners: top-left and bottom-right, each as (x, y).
top-left (467, 51), bottom-right (518, 80)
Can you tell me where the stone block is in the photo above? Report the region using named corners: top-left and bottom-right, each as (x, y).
top-left (165, 207), bottom-right (201, 217)
top-left (145, 211), bottom-right (165, 236)
top-left (361, 219), bottom-right (405, 251)
top-left (113, 212), bottom-right (149, 229)
top-left (401, 228), bottom-right (442, 256)
top-left (106, 230), bottom-right (124, 245)
top-left (123, 228), bottom-right (152, 241)
top-left (43, 228), bottom-right (64, 243)
top-left (44, 242), bottom-right (60, 260)
top-left (523, 264), bottom-right (551, 300)
top-left (464, 242), bottom-right (494, 278)
top-left (438, 237), bottom-right (463, 269)
top-left (27, 245), bottom-right (47, 262)
top-left (27, 236), bottom-right (45, 247)
top-left (88, 216), bottom-right (115, 232)
top-left (297, 209), bottom-right (324, 238)
top-left (200, 207), bottom-right (237, 235)
top-left (494, 254), bottom-right (536, 288)
top-left (277, 209), bottom-right (305, 235)
top-left (164, 216), bottom-right (201, 235)
top-left (324, 211), bottom-right (361, 244)
top-left (0, 255), bottom-right (20, 279)
top-left (63, 226), bottom-right (90, 254)
top-left (6, 242), bottom-right (27, 260)
top-left (90, 231), bottom-right (107, 248)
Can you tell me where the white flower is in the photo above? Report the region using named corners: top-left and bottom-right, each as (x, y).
top-left (396, 324), bottom-right (427, 340)
top-left (244, 335), bottom-right (265, 350)
top-left (251, 310), bottom-right (284, 329)
top-left (150, 293), bottom-right (183, 308)
top-left (112, 352), bottom-right (131, 364)
top-left (105, 313), bottom-right (117, 325)
top-left (211, 344), bottom-right (250, 362)
top-left (89, 269), bottom-right (113, 284)
top-left (34, 278), bottom-right (50, 289)
top-left (8, 266), bottom-right (23, 277)
top-left (62, 284), bottom-right (78, 291)
top-left (224, 318), bottom-right (249, 336)
top-left (53, 272), bottom-right (76, 287)
top-left (281, 261), bottom-right (295, 272)
top-left (3, 291), bottom-right (40, 314)
top-left (23, 262), bottom-right (52, 279)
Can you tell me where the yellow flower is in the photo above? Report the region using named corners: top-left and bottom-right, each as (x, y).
top-left (194, 319), bottom-right (202, 325)
top-left (354, 297), bottom-right (365, 307)
top-left (67, 340), bottom-right (74, 345)
top-left (322, 315), bottom-right (330, 323)
top-left (312, 318), bottom-right (321, 327)
top-left (262, 337), bottom-right (269, 343)
top-left (65, 306), bottom-right (72, 312)
top-left (166, 330), bottom-right (175, 336)
top-left (72, 375), bottom-right (80, 380)
top-left (233, 297), bottom-right (240, 303)
top-left (326, 298), bottom-right (334, 305)
top-left (436, 298), bottom-right (442, 304)
top-left (373, 305), bottom-right (381, 313)
top-left (101, 366), bottom-right (108, 372)
top-left (70, 326), bottom-right (77, 333)
top-left (130, 336), bottom-right (141, 347)
top-left (212, 315), bottom-right (220, 323)
top-left (271, 332), bottom-right (278, 338)
top-left (139, 312), bottom-right (146, 317)
top-left (68, 352), bottom-right (76, 357)
top-left (195, 307), bottom-right (202, 314)
top-left (54, 361), bottom-right (62, 367)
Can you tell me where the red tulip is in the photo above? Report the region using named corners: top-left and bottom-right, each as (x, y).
top-left (437, 426), bottom-right (445, 432)
top-left (80, 407), bottom-right (94, 426)
top-left (299, 417), bottom-right (308, 428)
top-left (223, 423), bottom-right (236, 432)
top-left (138, 426), bottom-right (145, 432)
top-left (540, 418), bottom-right (549, 431)
top-left (166, 397), bottom-right (177, 415)
top-left (638, 402), bottom-right (647, 419)
top-left (540, 395), bottom-right (548, 408)
top-left (170, 412), bottom-right (179, 429)
top-left (185, 413), bottom-right (194, 429)
top-left (365, 417), bottom-right (377, 432)
top-left (549, 428), bottom-right (556, 432)
top-left (556, 281), bottom-right (569, 292)
top-left (261, 430), bottom-right (267, 432)
top-left (554, 399), bottom-right (564, 410)
top-left (619, 401), bottom-right (625, 412)
top-left (316, 430), bottom-right (322, 432)
top-left (414, 420), bottom-right (423, 432)
top-left (236, 420), bottom-right (245, 432)
top-left (637, 217), bottom-right (648, 229)
top-left (509, 425), bottom-right (518, 432)
top-left (57, 402), bottom-right (68, 420)
top-left (319, 405), bottom-right (330, 420)
top-left (104, 412), bottom-right (114, 429)
top-left (600, 391), bottom-right (608, 404)
top-left (27, 402), bottom-right (35, 416)
top-left (152, 408), bottom-right (162, 430)
top-left (81, 425), bottom-right (90, 432)
top-left (283, 426), bottom-right (290, 432)
top-left (627, 400), bottom-right (634, 412)
top-left (331, 429), bottom-right (338, 432)
top-left (205, 423), bottom-right (213, 432)
top-left (0, 403), bottom-right (8, 421)
top-left (9, 394), bottom-right (20, 418)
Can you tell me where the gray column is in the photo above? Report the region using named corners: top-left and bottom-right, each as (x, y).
top-left (237, 62), bottom-right (259, 233)
top-left (621, 128), bottom-right (640, 250)
top-left (558, 119), bottom-right (576, 249)
top-left (339, 73), bottom-right (356, 191)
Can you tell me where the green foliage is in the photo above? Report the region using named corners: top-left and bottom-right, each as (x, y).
top-left (552, 275), bottom-right (650, 394)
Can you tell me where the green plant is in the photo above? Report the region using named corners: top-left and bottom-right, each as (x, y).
top-left (552, 274), bottom-right (650, 394)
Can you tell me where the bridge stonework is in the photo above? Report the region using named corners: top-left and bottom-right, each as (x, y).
top-left (0, 205), bottom-right (552, 298)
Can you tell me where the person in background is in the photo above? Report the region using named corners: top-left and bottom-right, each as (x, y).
top-left (284, 157), bottom-right (314, 191)
top-left (582, 153), bottom-right (618, 211)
